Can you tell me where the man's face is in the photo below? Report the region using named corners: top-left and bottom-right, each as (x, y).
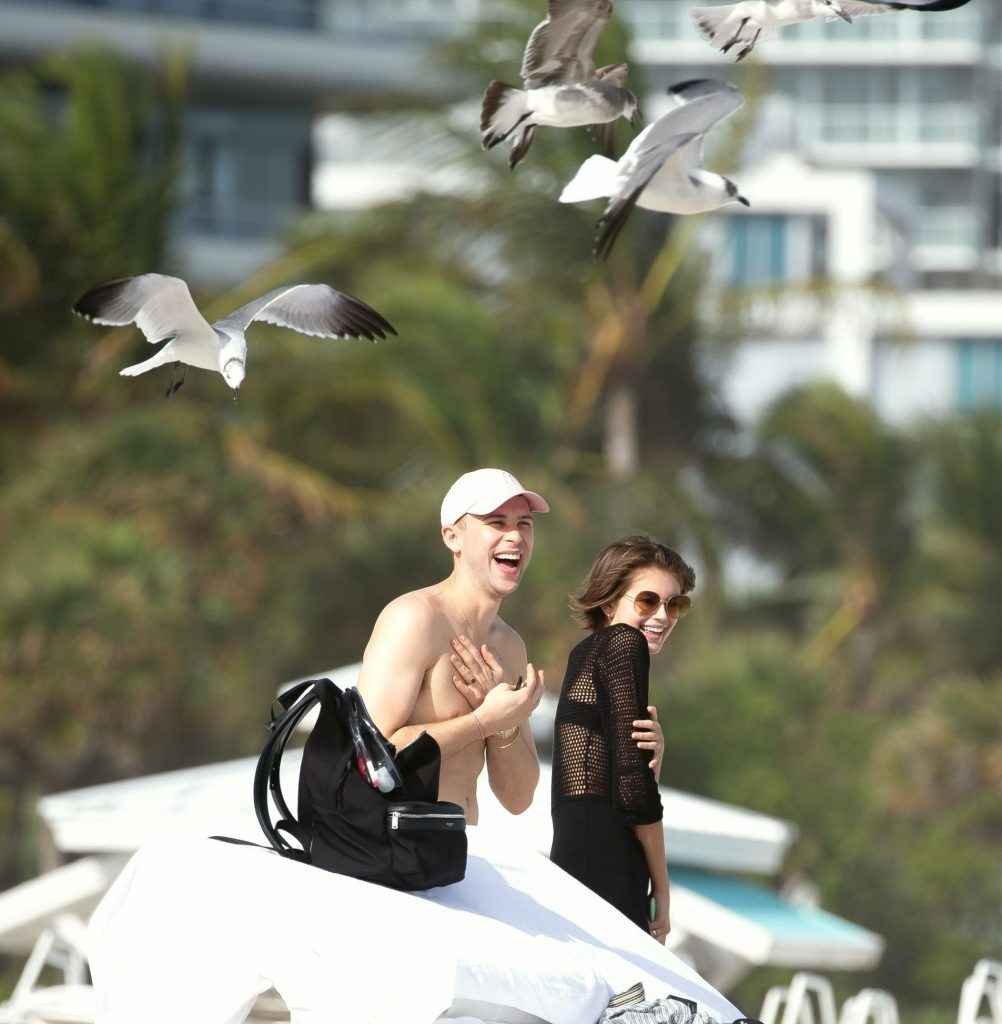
top-left (451, 495), bottom-right (535, 597)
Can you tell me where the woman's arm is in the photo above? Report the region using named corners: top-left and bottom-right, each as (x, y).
top-left (596, 625), bottom-right (664, 826)
top-left (633, 821), bottom-right (670, 943)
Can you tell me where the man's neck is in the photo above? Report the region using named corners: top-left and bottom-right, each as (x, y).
top-left (437, 571), bottom-right (503, 641)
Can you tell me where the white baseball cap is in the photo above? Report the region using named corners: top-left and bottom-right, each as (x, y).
top-left (440, 468), bottom-right (550, 527)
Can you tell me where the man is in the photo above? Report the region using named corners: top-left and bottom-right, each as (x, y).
top-left (358, 469), bottom-right (548, 821)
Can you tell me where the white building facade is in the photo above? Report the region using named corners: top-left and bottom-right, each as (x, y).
top-left (622, 0), bottom-right (1002, 424)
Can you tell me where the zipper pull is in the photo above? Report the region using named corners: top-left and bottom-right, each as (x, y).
top-left (389, 811), bottom-right (400, 830)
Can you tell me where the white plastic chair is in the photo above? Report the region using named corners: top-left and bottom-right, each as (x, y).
top-left (0, 914), bottom-right (95, 1024)
top-left (760, 973), bottom-right (838, 1024)
top-left (839, 989), bottom-right (899, 1024)
top-left (958, 960), bottom-right (1002, 1024)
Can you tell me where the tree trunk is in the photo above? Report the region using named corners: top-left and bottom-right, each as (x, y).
top-left (604, 381), bottom-right (638, 480)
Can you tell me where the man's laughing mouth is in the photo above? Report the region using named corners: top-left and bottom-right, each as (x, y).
top-left (493, 551), bottom-right (523, 578)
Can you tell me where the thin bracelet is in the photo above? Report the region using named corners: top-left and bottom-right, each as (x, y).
top-left (471, 709), bottom-right (486, 743)
top-left (493, 724), bottom-right (520, 750)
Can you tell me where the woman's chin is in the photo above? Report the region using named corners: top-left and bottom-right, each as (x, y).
top-left (640, 630), bottom-right (667, 655)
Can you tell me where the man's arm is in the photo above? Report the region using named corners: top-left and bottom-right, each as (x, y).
top-left (485, 637), bottom-right (541, 815)
top-left (356, 596), bottom-right (483, 758)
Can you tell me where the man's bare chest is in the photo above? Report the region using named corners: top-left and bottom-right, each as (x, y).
top-left (408, 636), bottom-right (517, 727)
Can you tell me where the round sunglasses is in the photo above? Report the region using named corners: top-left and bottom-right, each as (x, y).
top-left (624, 591), bottom-right (692, 620)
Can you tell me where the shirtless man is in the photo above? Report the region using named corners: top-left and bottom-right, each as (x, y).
top-left (357, 469), bottom-right (547, 821)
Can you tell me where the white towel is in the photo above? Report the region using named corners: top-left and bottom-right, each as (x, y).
top-left (88, 827), bottom-right (741, 1024)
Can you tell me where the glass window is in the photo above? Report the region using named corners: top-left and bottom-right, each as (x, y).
top-left (729, 216), bottom-right (788, 286)
top-left (956, 341), bottom-right (1002, 411)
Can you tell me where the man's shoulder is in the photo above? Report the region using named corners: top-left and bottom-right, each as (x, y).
top-left (377, 588), bottom-right (443, 631)
top-left (363, 588), bottom-right (448, 671)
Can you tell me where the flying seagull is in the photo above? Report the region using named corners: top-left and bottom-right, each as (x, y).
top-left (73, 274), bottom-right (396, 396)
top-left (690, 0), bottom-right (975, 62)
top-left (480, 0), bottom-right (639, 170)
top-left (559, 79), bottom-right (749, 260)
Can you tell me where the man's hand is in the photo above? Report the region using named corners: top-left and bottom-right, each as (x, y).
top-left (450, 636), bottom-right (504, 709)
top-left (477, 662), bottom-right (544, 735)
top-left (632, 705), bottom-right (665, 778)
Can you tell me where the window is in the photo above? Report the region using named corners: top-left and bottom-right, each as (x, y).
top-left (729, 216), bottom-right (788, 286)
top-left (957, 341), bottom-right (1002, 410)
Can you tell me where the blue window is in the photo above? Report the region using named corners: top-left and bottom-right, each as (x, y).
top-left (729, 215), bottom-right (788, 286)
top-left (956, 341), bottom-right (1002, 410)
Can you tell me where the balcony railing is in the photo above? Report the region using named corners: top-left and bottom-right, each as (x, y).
top-left (811, 103), bottom-right (980, 146)
top-left (14, 0), bottom-right (320, 30)
top-left (916, 207), bottom-right (980, 249)
top-left (325, 0), bottom-right (483, 30)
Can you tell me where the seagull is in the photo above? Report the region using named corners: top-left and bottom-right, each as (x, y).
top-left (559, 79), bottom-right (749, 260)
top-left (73, 274), bottom-right (397, 396)
top-left (690, 0), bottom-right (975, 62)
top-left (480, 0), bottom-right (639, 170)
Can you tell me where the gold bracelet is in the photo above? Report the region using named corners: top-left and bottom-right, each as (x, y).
top-left (492, 724), bottom-right (520, 750)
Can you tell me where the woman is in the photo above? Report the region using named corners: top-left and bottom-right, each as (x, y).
top-left (550, 535), bottom-right (694, 944)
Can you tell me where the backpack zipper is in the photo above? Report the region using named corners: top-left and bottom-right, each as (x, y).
top-left (389, 810), bottom-right (464, 830)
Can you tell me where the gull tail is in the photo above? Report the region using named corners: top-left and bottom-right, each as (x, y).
top-left (508, 124), bottom-right (536, 170)
top-left (480, 81), bottom-right (530, 151)
top-left (559, 155), bottom-right (619, 205)
top-left (689, 5), bottom-right (737, 46)
top-left (120, 341), bottom-right (176, 378)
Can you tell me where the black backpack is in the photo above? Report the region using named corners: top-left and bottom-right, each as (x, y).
top-left (252, 677), bottom-right (467, 891)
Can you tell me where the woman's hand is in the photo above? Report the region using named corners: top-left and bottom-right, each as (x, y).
top-left (649, 889), bottom-right (670, 945)
top-left (450, 635), bottom-right (504, 710)
top-left (632, 705), bottom-right (665, 778)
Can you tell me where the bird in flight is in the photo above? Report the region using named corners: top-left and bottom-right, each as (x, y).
top-left (480, 0), bottom-right (639, 170)
top-left (560, 79), bottom-right (749, 260)
top-left (690, 0), bottom-right (974, 62)
top-left (74, 274), bottom-right (396, 396)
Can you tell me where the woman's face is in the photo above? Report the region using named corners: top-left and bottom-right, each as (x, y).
top-left (605, 566), bottom-right (684, 656)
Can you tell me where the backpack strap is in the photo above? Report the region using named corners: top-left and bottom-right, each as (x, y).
top-left (253, 678), bottom-right (330, 863)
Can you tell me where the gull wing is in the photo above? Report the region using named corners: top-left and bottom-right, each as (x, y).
top-left (838, 0), bottom-right (970, 9)
top-left (613, 80), bottom-right (743, 195)
top-left (593, 132), bottom-right (699, 260)
top-left (828, 1), bottom-right (893, 16)
top-left (521, 0), bottom-right (614, 87)
top-left (73, 274), bottom-right (210, 344)
top-left (214, 284), bottom-right (397, 342)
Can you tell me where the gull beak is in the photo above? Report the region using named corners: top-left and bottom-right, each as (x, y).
top-left (834, 5), bottom-right (853, 22)
top-left (737, 195), bottom-right (751, 207)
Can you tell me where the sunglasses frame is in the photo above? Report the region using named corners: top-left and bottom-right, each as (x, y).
top-left (624, 590), bottom-right (692, 620)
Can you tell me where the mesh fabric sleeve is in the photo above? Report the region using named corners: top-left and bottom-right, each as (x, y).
top-left (595, 625), bottom-right (664, 826)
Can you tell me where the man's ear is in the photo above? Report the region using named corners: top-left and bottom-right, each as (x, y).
top-left (442, 520), bottom-right (464, 555)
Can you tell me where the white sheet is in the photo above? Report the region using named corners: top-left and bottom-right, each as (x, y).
top-left (88, 827), bottom-right (742, 1024)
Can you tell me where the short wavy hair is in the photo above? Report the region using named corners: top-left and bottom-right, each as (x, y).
top-left (570, 535), bottom-right (695, 632)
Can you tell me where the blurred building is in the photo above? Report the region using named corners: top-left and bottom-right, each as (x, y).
top-left (1, 0), bottom-right (998, 408)
top-left (0, 0), bottom-right (445, 283)
top-left (622, 0), bottom-right (1002, 424)
top-left (322, 0), bottom-right (1002, 424)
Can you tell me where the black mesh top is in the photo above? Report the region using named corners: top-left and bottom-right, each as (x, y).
top-left (551, 623), bottom-right (663, 827)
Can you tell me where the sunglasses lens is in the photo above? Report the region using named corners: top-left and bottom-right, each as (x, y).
top-left (670, 595), bottom-right (692, 618)
top-left (634, 592), bottom-right (661, 615)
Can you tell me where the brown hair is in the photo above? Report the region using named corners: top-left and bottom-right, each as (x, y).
top-left (570, 535), bottom-right (695, 631)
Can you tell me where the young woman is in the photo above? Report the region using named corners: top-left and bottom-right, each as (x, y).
top-left (550, 536), bottom-right (694, 944)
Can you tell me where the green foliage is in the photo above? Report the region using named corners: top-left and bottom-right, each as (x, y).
top-left (2, 17), bottom-right (1001, 1019)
